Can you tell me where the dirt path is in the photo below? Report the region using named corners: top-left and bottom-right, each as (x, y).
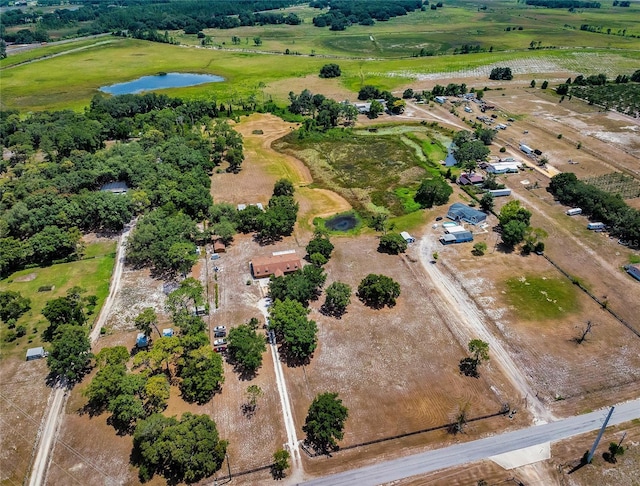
top-left (256, 298), bottom-right (303, 478)
top-left (28, 222), bottom-right (134, 486)
top-left (418, 232), bottom-right (555, 425)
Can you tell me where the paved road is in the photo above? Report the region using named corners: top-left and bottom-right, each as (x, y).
top-left (301, 399), bottom-right (640, 486)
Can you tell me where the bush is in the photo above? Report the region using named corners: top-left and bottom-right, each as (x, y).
top-left (500, 147), bottom-right (506, 153)
top-left (489, 67), bottom-right (513, 80)
top-left (319, 63), bottom-right (341, 78)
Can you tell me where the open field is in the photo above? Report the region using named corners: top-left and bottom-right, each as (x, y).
top-left (0, 240), bottom-right (116, 359)
top-left (0, 239), bottom-right (115, 484)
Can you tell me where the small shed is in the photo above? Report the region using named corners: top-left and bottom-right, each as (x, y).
top-left (400, 231), bottom-right (415, 243)
top-left (162, 328), bottom-right (174, 337)
top-left (447, 203), bottom-right (487, 225)
top-left (26, 347), bottom-right (47, 361)
top-left (213, 239), bottom-right (226, 253)
top-left (488, 189), bottom-right (511, 197)
top-left (194, 306), bottom-right (207, 316)
top-left (136, 333), bottom-right (149, 348)
top-left (625, 264), bottom-right (640, 282)
top-left (435, 96), bottom-right (447, 104)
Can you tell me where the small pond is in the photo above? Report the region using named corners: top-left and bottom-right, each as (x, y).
top-left (99, 72), bottom-right (224, 95)
top-left (325, 214), bottom-right (357, 232)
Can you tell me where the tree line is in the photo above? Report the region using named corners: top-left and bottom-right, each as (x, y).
top-left (548, 173), bottom-right (640, 246)
top-left (310, 0), bottom-right (423, 30)
top-left (0, 0), bottom-right (306, 44)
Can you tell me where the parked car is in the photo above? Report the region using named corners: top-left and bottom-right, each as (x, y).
top-left (214, 346), bottom-right (227, 353)
top-left (213, 325), bottom-right (226, 332)
top-left (211, 254), bottom-right (220, 260)
top-left (214, 338), bottom-right (227, 346)
top-left (214, 330), bottom-right (226, 338)
top-left (435, 216), bottom-right (443, 221)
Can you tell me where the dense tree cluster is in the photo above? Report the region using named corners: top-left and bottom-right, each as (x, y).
top-left (432, 83), bottom-right (468, 97)
top-left (548, 173), bottom-right (640, 246)
top-left (319, 64), bottom-right (342, 78)
top-left (0, 1), bottom-right (305, 44)
top-left (321, 281), bottom-right (352, 318)
top-left (310, 0), bottom-right (422, 30)
top-left (451, 130), bottom-right (490, 172)
top-left (302, 392), bottom-right (349, 453)
top-left (0, 93), bottom-right (250, 276)
top-left (489, 67), bottom-right (513, 80)
top-left (498, 200), bottom-right (532, 247)
top-left (132, 412), bottom-right (228, 484)
top-left (288, 90), bottom-right (358, 129)
top-left (414, 177), bottom-right (453, 209)
top-left (227, 323), bottom-right (267, 375)
top-left (268, 298), bottom-right (318, 363)
top-left (357, 274), bottom-right (401, 308)
top-left (525, 0), bottom-right (600, 7)
top-left (269, 265), bottom-right (327, 306)
top-left (0, 290), bottom-right (31, 323)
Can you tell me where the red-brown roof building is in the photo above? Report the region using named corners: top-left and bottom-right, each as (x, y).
top-left (250, 254), bottom-right (302, 278)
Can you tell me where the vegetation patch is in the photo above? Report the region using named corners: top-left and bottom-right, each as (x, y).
top-left (504, 274), bottom-right (580, 321)
top-left (0, 241), bottom-right (115, 356)
top-left (583, 172), bottom-right (640, 199)
top-left (274, 127), bottom-right (446, 217)
top-left (313, 211), bottom-right (363, 235)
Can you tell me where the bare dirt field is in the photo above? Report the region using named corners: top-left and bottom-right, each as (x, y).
top-left (0, 358), bottom-right (51, 485)
top-left (290, 234), bottom-right (527, 477)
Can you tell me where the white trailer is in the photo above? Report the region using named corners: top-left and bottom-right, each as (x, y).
top-left (566, 208), bottom-right (582, 216)
top-left (520, 144), bottom-right (533, 155)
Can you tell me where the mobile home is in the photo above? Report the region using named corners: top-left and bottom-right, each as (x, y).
top-left (566, 208), bottom-right (582, 216)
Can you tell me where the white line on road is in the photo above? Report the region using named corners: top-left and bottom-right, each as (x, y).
top-left (301, 399), bottom-right (640, 486)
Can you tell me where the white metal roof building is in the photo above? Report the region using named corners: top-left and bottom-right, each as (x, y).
top-left (487, 162), bottom-right (520, 174)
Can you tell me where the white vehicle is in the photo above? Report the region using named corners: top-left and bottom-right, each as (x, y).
top-left (213, 325), bottom-right (226, 332)
top-left (214, 338), bottom-right (227, 346)
top-left (464, 106), bottom-right (473, 113)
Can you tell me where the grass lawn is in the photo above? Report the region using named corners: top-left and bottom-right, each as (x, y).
top-left (0, 241), bottom-right (116, 359)
top-left (504, 274), bottom-right (581, 321)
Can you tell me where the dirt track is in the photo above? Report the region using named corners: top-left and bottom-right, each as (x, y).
top-left (418, 232), bottom-right (555, 425)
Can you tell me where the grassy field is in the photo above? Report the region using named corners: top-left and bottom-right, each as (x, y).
top-left (2, 0), bottom-right (640, 113)
top-left (504, 274), bottom-right (581, 321)
top-left (273, 125), bottom-right (453, 217)
top-left (0, 241), bottom-right (116, 359)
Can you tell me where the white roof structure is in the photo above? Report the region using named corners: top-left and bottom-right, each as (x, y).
top-left (445, 225), bottom-right (467, 234)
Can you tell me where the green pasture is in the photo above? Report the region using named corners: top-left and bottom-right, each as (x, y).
top-left (0, 241), bottom-right (116, 358)
top-left (504, 274), bottom-right (581, 321)
top-left (273, 126), bottom-right (453, 217)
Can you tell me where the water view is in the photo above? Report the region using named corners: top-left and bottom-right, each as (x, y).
top-left (99, 72), bottom-right (224, 95)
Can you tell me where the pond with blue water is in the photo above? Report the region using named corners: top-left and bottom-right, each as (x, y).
top-left (99, 72), bottom-right (224, 95)
top-left (325, 214), bottom-right (358, 232)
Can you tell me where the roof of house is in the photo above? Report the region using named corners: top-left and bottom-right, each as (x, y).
top-left (448, 203), bottom-right (487, 222)
top-left (213, 239), bottom-right (226, 252)
top-left (251, 253), bottom-right (302, 278)
top-left (459, 173), bottom-right (484, 185)
top-left (440, 234), bottom-right (457, 242)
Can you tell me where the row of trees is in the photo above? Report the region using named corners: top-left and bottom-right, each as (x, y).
top-left (310, 0), bottom-right (423, 30)
top-left (548, 173), bottom-right (640, 245)
top-left (0, 1), bottom-right (306, 44)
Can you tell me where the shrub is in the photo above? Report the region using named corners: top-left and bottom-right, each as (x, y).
top-left (319, 64), bottom-right (341, 78)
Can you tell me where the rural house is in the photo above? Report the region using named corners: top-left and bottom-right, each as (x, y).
top-left (250, 253), bottom-right (302, 278)
top-left (447, 203), bottom-right (487, 225)
top-left (458, 173), bottom-right (484, 186)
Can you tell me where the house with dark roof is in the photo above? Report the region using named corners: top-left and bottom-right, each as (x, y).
top-left (447, 203), bottom-right (487, 225)
top-left (250, 253), bottom-right (302, 279)
top-left (458, 173), bottom-right (484, 186)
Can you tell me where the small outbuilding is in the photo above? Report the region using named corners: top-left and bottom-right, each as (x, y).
top-left (213, 239), bottom-right (226, 253)
top-left (162, 328), bottom-right (174, 337)
top-left (625, 264), bottom-right (640, 282)
top-left (488, 189), bottom-right (511, 197)
top-left (487, 162), bottom-right (520, 174)
top-left (400, 231), bottom-right (415, 244)
top-left (136, 333), bottom-right (149, 349)
top-left (439, 231), bottom-right (474, 245)
top-left (26, 347), bottom-right (47, 361)
top-left (100, 181), bottom-right (129, 194)
top-left (447, 203), bottom-right (487, 225)
top-left (435, 96), bottom-right (447, 104)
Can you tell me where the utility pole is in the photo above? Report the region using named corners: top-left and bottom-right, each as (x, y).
top-left (587, 407), bottom-right (615, 463)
